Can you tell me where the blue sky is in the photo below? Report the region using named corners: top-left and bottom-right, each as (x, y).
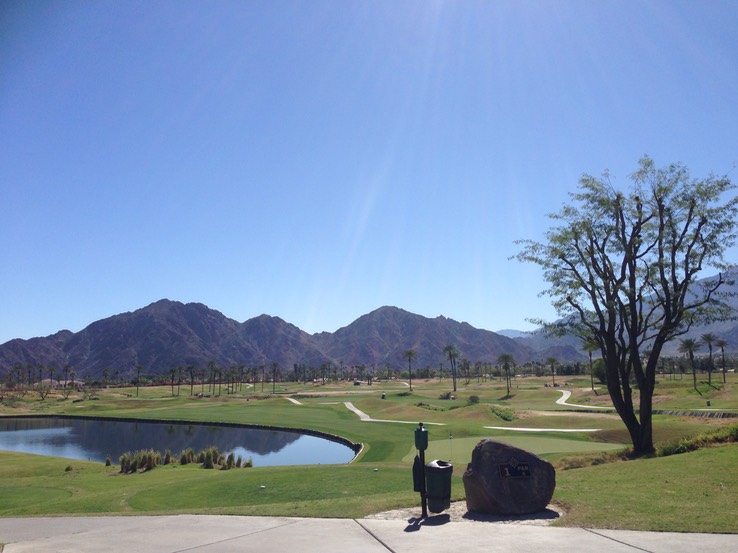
top-left (2, 0), bottom-right (737, 344)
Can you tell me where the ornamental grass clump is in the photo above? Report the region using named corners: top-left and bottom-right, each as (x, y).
top-left (119, 449), bottom-right (162, 474)
top-left (118, 445), bottom-right (253, 474)
top-left (179, 447), bottom-right (196, 465)
top-left (200, 446), bottom-right (222, 469)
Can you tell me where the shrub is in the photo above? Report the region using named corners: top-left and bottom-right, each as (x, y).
top-left (120, 452), bottom-right (131, 473)
top-left (180, 447), bottom-right (195, 465)
top-left (105, 456), bottom-right (111, 466)
top-left (163, 450), bottom-right (172, 465)
top-left (467, 395), bottom-right (480, 405)
top-left (556, 450), bottom-right (631, 470)
top-left (657, 423), bottom-right (738, 457)
top-left (203, 450), bottom-right (213, 469)
top-left (119, 449), bottom-right (161, 474)
top-left (489, 405), bottom-right (516, 421)
top-left (416, 401), bottom-right (444, 411)
top-left (199, 446), bottom-right (221, 469)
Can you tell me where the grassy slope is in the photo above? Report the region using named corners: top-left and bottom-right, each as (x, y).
top-left (555, 444), bottom-right (738, 533)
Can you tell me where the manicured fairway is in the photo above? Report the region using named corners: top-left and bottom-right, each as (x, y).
top-left (402, 434), bottom-right (626, 465)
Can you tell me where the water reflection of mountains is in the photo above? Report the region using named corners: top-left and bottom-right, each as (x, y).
top-left (0, 418), bottom-right (301, 461)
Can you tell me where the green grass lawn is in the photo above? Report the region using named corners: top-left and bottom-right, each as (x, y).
top-left (1, 374), bottom-right (736, 531)
top-left (555, 444), bottom-right (738, 533)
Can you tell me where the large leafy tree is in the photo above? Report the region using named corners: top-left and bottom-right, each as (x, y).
top-left (516, 157), bottom-right (737, 456)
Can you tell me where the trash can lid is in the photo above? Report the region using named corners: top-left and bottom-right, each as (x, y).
top-left (426, 459), bottom-right (452, 469)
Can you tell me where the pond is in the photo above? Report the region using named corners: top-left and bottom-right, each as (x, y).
top-left (0, 417), bottom-right (357, 466)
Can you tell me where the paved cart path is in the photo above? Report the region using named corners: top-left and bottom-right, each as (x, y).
top-left (0, 515), bottom-right (736, 553)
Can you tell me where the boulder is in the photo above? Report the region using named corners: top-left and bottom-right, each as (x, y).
top-left (463, 439), bottom-right (555, 516)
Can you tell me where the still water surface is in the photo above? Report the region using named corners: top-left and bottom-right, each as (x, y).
top-left (0, 417), bottom-right (355, 466)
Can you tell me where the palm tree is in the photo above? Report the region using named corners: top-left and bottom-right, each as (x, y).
top-left (715, 338), bottom-right (728, 384)
top-left (208, 361), bottom-right (217, 395)
top-left (37, 364), bottom-right (45, 396)
top-left (497, 353), bottom-right (515, 397)
top-left (404, 349), bottom-right (416, 391)
top-left (546, 357), bottom-right (558, 386)
top-left (678, 338), bottom-right (700, 391)
top-left (272, 362), bottom-right (279, 394)
top-left (136, 365), bottom-right (142, 396)
top-left (700, 333), bottom-right (717, 385)
top-left (443, 344), bottom-right (460, 392)
top-left (170, 368), bottom-right (176, 396)
top-left (188, 365), bottom-right (195, 396)
top-left (582, 339), bottom-right (599, 392)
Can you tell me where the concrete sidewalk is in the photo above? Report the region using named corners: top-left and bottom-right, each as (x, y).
top-left (1, 515), bottom-right (736, 553)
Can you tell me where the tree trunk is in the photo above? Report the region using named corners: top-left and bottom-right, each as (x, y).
top-left (723, 351), bottom-right (727, 384)
top-left (605, 358), bottom-right (655, 457)
top-left (691, 353), bottom-right (697, 391)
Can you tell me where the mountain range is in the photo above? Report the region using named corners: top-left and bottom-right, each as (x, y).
top-left (0, 301), bottom-right (579, 381)
top-left (1, 269), bottom-right (736, 381)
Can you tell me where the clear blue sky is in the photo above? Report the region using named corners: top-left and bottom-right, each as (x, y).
top-left (2, 0), bottom-right (737, 344)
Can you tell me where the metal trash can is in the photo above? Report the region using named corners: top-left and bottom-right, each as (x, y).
top-left (425, 459), bottom-right (453, 513)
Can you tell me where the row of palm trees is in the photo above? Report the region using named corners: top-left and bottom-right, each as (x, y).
top-left (3, 363), bottom-right (81, 400)
top-left (404, 344), bottom-right (521, 396)
top-left (580, 332), bottom-right (731, 394)
top-left (678, 333), bottom-right (730, 390)
top-left (403, 344), bottom-right (462, 392)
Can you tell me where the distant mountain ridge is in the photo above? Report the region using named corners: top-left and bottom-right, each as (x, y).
top-left (0, 301), bottom-right (581, 380)
top-left (2, 267), bottom-right (736, 381)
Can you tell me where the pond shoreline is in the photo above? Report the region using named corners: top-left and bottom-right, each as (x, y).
top-left (0, 413), bottom-right (363, 462)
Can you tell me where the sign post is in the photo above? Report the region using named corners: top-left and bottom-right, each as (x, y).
top-left (413, 422), bottom-right (428, 518)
